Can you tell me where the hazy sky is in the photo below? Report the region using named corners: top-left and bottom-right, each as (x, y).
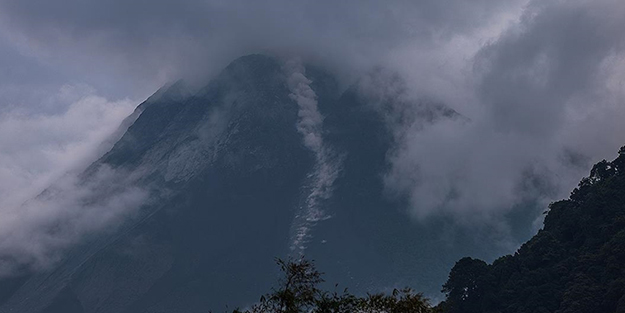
top-left (1, 0), bottom-right (625, 272)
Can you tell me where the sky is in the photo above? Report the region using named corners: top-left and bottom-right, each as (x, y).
top-left (1, 0), bottom-right (625, 273)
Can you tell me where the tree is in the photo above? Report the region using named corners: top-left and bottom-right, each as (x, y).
top-left (243, 258), bottom-right (323, 313)
top-left (440, 257), bottom-right (488, 313)
top-left (230, 258), bottom-right (433, 313)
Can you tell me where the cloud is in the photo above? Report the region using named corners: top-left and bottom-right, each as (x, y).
top-left (382, 0), bottom-right (625, 225)
top-left (0, 165), bottom-right (147, 275)
top-left (0, 0), bottom-right (523, 96)
top-left (0, 85), bottom-right (143, 274)
top-left (0, 85), bottom-right (136, 208)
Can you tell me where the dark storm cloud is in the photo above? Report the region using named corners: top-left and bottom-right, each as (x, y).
top-left (477, 0), bottom-right (625, 136)
top-left (0, 0), bottom-right (519, 94)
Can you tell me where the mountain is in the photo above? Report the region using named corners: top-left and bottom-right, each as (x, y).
top-left (0, 54), bottom-right (501, 313)
top-left (438, 147), bottom-right (625, 313)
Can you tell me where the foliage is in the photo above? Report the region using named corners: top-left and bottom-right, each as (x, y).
top-left (229, 257), bottom-right (432, 313)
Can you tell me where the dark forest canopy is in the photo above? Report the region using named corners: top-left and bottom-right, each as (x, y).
top-left (236, 146), bottom-right (625, 313)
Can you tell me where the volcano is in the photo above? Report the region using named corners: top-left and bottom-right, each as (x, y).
top-left (0, 55), bottom-right (501, 313)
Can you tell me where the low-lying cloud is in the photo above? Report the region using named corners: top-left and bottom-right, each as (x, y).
top-left (0, 165), bottom-right (147, 275)
top-left (0, 85), bottom-right (142, 275)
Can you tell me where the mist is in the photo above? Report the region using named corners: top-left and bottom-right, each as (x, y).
top-left (0, 84), bottom-right (145, 275)
top-left (0, 165), bottom-right (147, 276)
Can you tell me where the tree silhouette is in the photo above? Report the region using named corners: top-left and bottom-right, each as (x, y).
top-left (229, 257), bottom-right (433, 313)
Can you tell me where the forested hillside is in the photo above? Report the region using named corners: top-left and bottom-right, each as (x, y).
top-left (439, 146), bottom-right (625, 313)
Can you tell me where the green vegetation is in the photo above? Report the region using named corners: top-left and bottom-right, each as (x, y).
top-left (227, 258), bottom-right (432, 313)
top-left (228, 147), bottom-right (625, 313)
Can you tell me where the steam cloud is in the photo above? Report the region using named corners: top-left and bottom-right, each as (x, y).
top-left (285, 58), bottom-right (340, 253)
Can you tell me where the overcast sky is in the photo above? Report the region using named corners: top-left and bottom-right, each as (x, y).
top-left (1, 0), bottom-right (625, 272)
